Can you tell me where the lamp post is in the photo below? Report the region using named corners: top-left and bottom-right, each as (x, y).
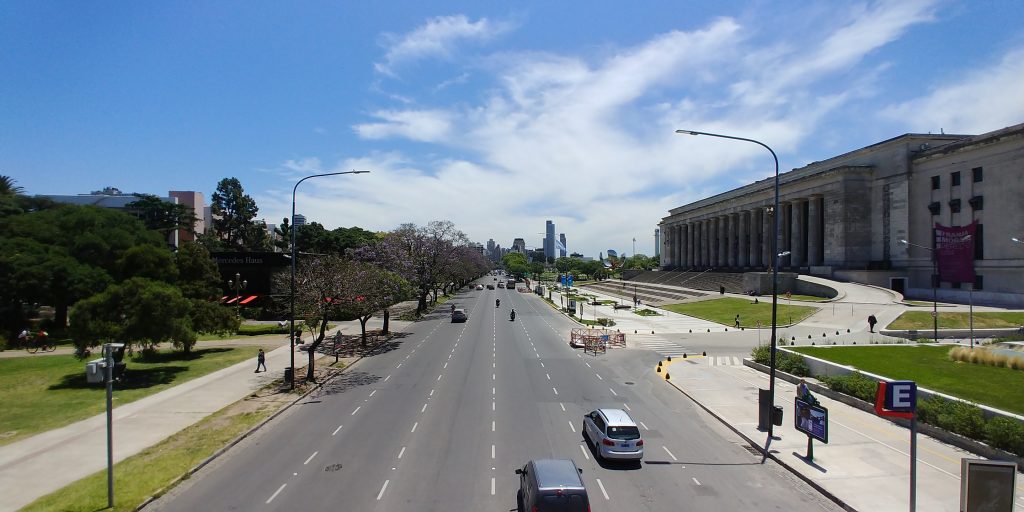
top-left (899, 239), bottom-right (939, 343)
top-left (676, 129), bottom-right (780, 459)
top-left (228, 272), bottom-right (247, 319)
top-left (290, 170), bottom-right (369, 390)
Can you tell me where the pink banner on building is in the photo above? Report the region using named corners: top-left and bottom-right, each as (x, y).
top-left (934, 221), bottom-right (976, 283)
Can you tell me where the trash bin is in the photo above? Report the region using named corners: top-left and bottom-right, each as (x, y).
top-left (758, 388), bottom-right (771, 430)
top-left (283, 367), bottom-right (293, 385)
top-left (772, 406), bottom-right (784, 426)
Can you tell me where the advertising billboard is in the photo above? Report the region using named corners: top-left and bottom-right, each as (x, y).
top-left (794, 397), bottom-right (828, 443)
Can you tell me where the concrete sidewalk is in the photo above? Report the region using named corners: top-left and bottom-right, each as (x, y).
top-left (0, 317), bottom-right (406, 512)
top-left (659, 357), bottom-right (1024, 511)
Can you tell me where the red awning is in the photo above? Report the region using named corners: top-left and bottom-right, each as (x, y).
top-left (239, 295), bottom-right (259, 305)
top-left (225, 296), bottom-right (239, 304)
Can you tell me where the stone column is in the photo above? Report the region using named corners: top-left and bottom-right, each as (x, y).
top-left (703, 219), bottom-right (711, 268)
top-left (762, 207), bottom-right (772, 268)
top-left (679, 224), bottom-right (687, 268)
top-left (739, 211), bottom-right (750, 268)
top-left (792, 199), bottom-right (806, 268)
top-left (726, 213), bottom-right (736, 268)
top-left (808, 197), bottom-right (822, 266)
top-left (686, 222), bottom-right (694, 268)
top-left (779, 202), bottom-right (790, 268)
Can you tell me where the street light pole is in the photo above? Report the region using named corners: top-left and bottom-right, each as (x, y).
top-left (676, 129), bottom-right (780, 459)
top-left (899, 239), bottom-right (939, 343)
top-left (228, 272), bottom-right (247, 319)
top-left (290, 170), bottom-right (369, 390)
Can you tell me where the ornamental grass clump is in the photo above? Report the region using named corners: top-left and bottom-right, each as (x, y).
top-left (948, 346), bottom-right (1024, 371)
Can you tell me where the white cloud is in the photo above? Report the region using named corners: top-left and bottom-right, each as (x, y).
top-left (880, 46), bottom-right (1024, 134)
top-left (264, 3), bottom-right (984, 257)
top-left (375, 15), bottom-right (514, 76)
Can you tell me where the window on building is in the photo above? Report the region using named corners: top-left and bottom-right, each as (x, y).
top-left (928, 202), bottom-right (940, 215)
top-left (949, 198), bottom-right (961, 213)
top-left (969, 195), bottom-right (983, 210)
top-left (931, 175), bottom-right (940, 190)
top-left (972, 167), bottom-right (983, 182)
top-left (974, 224), bottom-right (984, 260)
top-left (951, 171), bottom-right (961, 186)
top-left (974, 274), bottom-right (983, 290)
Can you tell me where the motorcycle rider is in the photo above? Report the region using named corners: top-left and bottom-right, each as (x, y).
top-left (496, 298), bottom-right (500, 308)
top-left (510, 309), bottom-right (516, 321)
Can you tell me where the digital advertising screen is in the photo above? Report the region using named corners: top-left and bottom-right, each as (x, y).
top-left (794, 398), bottom-right (828, 443)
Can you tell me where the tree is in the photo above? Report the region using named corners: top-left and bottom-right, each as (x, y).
top-left (210, 177), bottom-right (260, 250)
top-left (273, 217), bottom-right (291, 253)
top-left (175, 241), bottom-right (222, 300)
top-left (339, 261), bottom-right (409, 346)
top-left (529, 261), bottom-right (545, 278)
top-left (274, 255), bottom-right (350, 382)
top-left (117, 245), bottom-right (178, 282)
top-left (70, 277), bottom-right (197, 354)
top-left (125, 194), bottom-right (198, 240)
top-left (502, 252), bottom-right (528, 279)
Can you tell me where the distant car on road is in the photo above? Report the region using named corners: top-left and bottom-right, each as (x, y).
top-left (451, 308), bottom-right (468, 323)
top-left (476, 284), bottom-right (484, 290)
top-left (583, 408), bottom-right (644, 461)
top-left (497, 282), bottom-right (505, 288)
top-left (486, 284), bottom-right (495, 290)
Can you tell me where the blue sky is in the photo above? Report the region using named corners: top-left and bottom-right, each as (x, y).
top-left (3, 1), bottom-right (1023, 258)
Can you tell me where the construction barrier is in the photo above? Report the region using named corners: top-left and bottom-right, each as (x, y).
top-left (570, 328), bottom-right (626, 354)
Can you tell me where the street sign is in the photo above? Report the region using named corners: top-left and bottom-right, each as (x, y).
top-left (874, 380), bottom-right (920, 511)
top-left (884, 381), bottom-right (917, 413)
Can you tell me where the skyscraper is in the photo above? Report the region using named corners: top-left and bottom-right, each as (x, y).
top-left (559, 233), bottom-right (567, 258)
top-left (544, 220), bottom-right (556, 261)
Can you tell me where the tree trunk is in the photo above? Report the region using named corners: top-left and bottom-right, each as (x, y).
top-left (55, 302), bottom-right (69, 332)
top-left (382, 309), bottom-right (390, 335)
top-left (359, 315), bottom-right (370, 347)
top-left (305, 316), bottom-right (329, 383)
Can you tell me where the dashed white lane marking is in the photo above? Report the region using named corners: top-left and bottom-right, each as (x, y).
top-left (351, 406), bottom-right (361, 416)
top-left (623, 403), bottom-right (631, 411)
top-left (692, 477), bottom-right (701, 486)
top-left (411, 422), bottom-right (418, 433)
top-left (376, 480), bottom-right (390, 500)
top-left (303, 451), bottom-right (318, 465)
top-left (552, 387), bottom-right (559, 396)
top-left (493, 362), bottom-right (496, 368)
top-left (585, 362), bottom-right (592, 368)
top-left (491, 444), bottom-right (496, 458)
top-left (421, 403), bottom-right (428, 413)
top-left (396, 363), bottom-right (402, 369)
top-left (492, 387), bottom-right (496, 395)
top-left (540, 362), bottom-right (545, 368)
top-left (609, 388), bottom-right (618, 396)
top-left (596, 478), bottom-right (610, 500)
top-left (579, 444), bottom-right (590, 460)
top-left (663, 446), bottom-right (678, 461)
top-left (491, 477), bottom-right (496, 495)
top-left (492, 401), bottom-right (496, 411)
top-left (369, 390), bottom-right (377, 397)
top-left (493, 373), bottom-right (496, 380)
top-left (560, 402), bottom-right (566, 412)
top-left (546, 373), bottom-right (551, 380)
top-left (568, 421), bottom-right (576, 433)
top-left (266, 483), bottom-right (287, 504)
top-left (492, 421), bottom-right (496, 432)
top-left (437, 374), bottom-right (443, 381)
top-left (443, 362), bottom-right (448, 369)
top-left (397, 446), bottom-right (406, 459)
top-left (384, 375), bottom-right (391, 382)
top-left (639, 421), bottom-right (649, 430)
top-left (429, 389), bottom-right (435, 396)
top-left (595, 373), bottom-right (603, 380)
top-left (332, 424), bottom-right (343, 436)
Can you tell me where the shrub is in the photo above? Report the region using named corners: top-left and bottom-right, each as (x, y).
top-left (819, 372), bottom-right (878, 402)
top-left (778, 353), bottom-right (809, 376)
top-left (985, 417), bottom-right (1024, 456)
top-left (750, 344), bottom-right (771, 365)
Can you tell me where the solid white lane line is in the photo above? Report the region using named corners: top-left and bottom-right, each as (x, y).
top-left (411, 422), bottom-right (418, 433)
top-left (568, 421), bottom-right (576, 433)
top-left (266, 483), bottom-right (287, 504)
top-left (560, 402), bottom-right (566, 412)
top-left (663, 446), bottom-right (678, 461)
top-left (609, 388), bottom-right (617, 396)
top-left (376, 480), bottom-right (389, 500)
top-left (421, 403), bottom-right (428, 413)
top-left (332, 424), bottom-right (343, 436)
top-left (639, 421), bottom-right (649, 430)
top-left (579, 444), bottom-right (590, 460)
top-left (303, 451), bottom-right (318, 465)
top-left (623, 403), bottom-right (631, 411)
top-left (692, 477), bottom-right (701, 486)
top-left (491, 477), bottom-right (496, 495)
top-left (351, 406), bottom-right (361, 416)
top-left (596, 478), bottom-right (610, 500)
top-left (552, 387), bottom-right (559, 395)
top-left (369, 390), bottom-right (377, 397)
top-left (397, 446), bottom-right (406, 459)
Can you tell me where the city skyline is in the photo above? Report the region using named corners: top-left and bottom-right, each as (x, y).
top-left (4, 1), bottom-right (1024, 257)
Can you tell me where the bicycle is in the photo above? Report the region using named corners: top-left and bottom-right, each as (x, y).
top-left (23, 333), bottom-right (56, 354)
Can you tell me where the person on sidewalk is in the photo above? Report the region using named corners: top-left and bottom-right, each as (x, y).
top-left (255, 348), bottom-right (267, 373)
top-left (734, 314), bottom-right (740, 328)
top-left (868, 314), bottom-right (878, 333)
top-left (797, 378), bottom-right (818, 405)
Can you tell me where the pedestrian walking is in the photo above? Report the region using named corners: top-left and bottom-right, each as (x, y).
top-left (255, 348), bottom-right (267, 373)
top-left (734, 314), bottom-right (740, 328)
top-left (868, 314), bottom-right (878, 333)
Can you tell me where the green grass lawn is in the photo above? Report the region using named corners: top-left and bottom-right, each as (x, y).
top-left (785, 294), bottom-right (832, 302)
top-left (663, 297), bottom-right (818, 327)
top-left (0, 347), bottom-right (253, 446)
top-left (888, 311), bottom-right (1024, 329)
top-left (790, 345), bottom-right (1024, 414)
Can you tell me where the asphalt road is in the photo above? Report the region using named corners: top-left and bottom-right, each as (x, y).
top-left (151, 279), bottom-right (841, 512)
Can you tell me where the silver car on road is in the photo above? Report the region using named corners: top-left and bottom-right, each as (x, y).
top-left (582, 408), bottom-right (644, 461)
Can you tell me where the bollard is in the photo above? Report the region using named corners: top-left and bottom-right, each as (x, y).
top-left (683, 353), bottom-right (687, 359)
top-left (658, 360), bottom-right (662, 367)
top-left (811, 342), bottom-right (815, 346)
top-left (823, 333), bottom-right (826, 337)
top-left (689, 329), bottom-right (692, 333)
top-left (808, 335), bottom-right (812, 339)
top-left (791, 336), bottom-right (795, 341)
top-left (707, 329), bottom-right (711, 333)
top-left (652, 331), bottom-right (655, 334)
top-left (665, 372), bottom-right (670, 380)
top-left (852, 341), bottom-right (857, 345)
top-left (702, 351), bottom-right (706, 356)
top-left (635, 330), bottom-right (637, 334)
top-left (657, 366), bottom-right (662, 373)
top-left (836, 331), bottom-right (840, 335)
top-left (847, 328), bottom-right (850, 333)
top-left (667, 355), bottom-right (672, 361)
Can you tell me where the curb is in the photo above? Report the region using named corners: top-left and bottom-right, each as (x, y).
top-left (136, 348), bottom-right (371, 511)
top-left (661, 376), bottom-right (858, 512)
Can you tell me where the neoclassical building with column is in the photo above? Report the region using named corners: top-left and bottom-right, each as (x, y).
top-left (659, 122), bottom-right (1024, 307)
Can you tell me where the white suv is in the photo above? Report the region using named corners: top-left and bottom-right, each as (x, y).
top-left (583, 408), bottom-right (644, 461)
